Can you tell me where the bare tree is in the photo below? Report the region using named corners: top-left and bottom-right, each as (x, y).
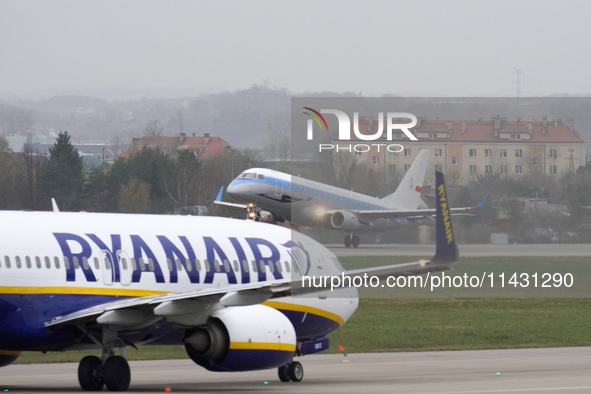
top-left (144, 120), bottom-right (164, 137)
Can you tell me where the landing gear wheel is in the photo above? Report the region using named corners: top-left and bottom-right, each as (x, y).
top-left (351, 235), bottom-right (360, 248)
top-left (103, 356), bottom-right (130, 391)
top-left (289, 361), bottom-right (304, 382)
top-left (344, 235), bottom-right (352, 248)
top-left (78, 355), bottom-right (104, 391)
top-left (278, 364), bottom-right (291, 382)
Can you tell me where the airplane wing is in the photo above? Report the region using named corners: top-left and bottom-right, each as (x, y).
top-left (46, 172), bottom-right (458, 332)
top-left (327, 191), bottom-right (489, 223)
top-left (213, 186), bottom-right (249, 209)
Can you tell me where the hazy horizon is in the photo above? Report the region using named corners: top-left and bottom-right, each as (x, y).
top-left (2, 0), bottom-right (591, 100)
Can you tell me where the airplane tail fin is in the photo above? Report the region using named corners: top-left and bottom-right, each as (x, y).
top-left (431, 171), bottom-right (459, 264)
top-left (380, 149), bottom-right (430, 210)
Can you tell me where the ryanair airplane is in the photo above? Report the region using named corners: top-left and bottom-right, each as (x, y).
top-left (0, 172), bottom-right (457, 391)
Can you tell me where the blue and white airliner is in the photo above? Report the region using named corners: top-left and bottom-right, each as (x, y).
top-left (216, 150), bottom-right (486, 248)
top-left (0, 173), bottom-right (457, 391)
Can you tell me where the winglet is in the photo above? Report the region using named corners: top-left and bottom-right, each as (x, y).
top-left (431, 171), bottom-right (458, 264)
top-left (475, 192), bottom-right (490, 209)
top-left (215, 186), bottom-right (224, 202)
top-left (51, 198), bottom-right (60, 213)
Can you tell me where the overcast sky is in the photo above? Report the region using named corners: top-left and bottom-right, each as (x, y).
top-left (1, 0), bottom-right (590, 98)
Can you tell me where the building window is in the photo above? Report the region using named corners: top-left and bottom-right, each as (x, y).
top-left (355, 151), bottom-right (362, 156)
top-left (392, 132), bottom-right (402, 139)
top-left (404, 148), bottom-right (411, 157)
top-left (510, 133), bottom-right (521, 140)
top-left (388, 164), bottom-right (396, 173)
top-left (532, 157), bottom-right (540, 166)
top-left (429, 133), bottom-right (437, 139)
top-left (388, 150), bottom-right (396, 157)
top-left (452, 172), bottom-right (459, 181)
top-left (469, 149), bottom-right (477, 157)
top-left (550, 165), bottom-right (557, 175)
top-left (452, 156), bottom-right (459, 165)
top-left (485, 149), bottom-right (492, 158)
top-left (500, 149), bottom-right (507, 158)
top-left (434, 148), bottom-right (442, 157)
top-left (372, 156), bottom-right (379, 165)
top-left (404, 164), bottom-right (411, 172)
top-left (469, 165), bottom-right (477, 174)
top-left (549, 149), bottom-right (557, 159)
top-left (500, 165), bottom-right (507, 174)
top-left (515, 165), bottom-right (523, 174)
top-left (485, 165), bottom-right (492, 174)
top-left (515, 149), bottom-right (522, 158)
top-left (435, 164), bottom-right (443, 172)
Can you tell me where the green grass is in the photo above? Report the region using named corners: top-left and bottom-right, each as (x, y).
top-left (14, 256), bottom-right (591, 363)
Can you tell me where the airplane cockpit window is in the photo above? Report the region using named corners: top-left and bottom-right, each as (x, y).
top-left (239, 172), bottom-right (257, 180)
top-left (258, 174), bottom-right (265, 180)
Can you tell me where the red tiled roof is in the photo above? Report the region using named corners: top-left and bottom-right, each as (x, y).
top-left (120, 135), bottom-right (231, 159)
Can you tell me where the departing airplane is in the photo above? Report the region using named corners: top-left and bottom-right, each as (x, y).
top-left (0, 173), bottom-right (457, 391)
top-left (216, 150), bottom-right (487, 248)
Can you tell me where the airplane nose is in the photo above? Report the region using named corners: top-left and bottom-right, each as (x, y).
top-left (227, 181), bottom-right (246, 201)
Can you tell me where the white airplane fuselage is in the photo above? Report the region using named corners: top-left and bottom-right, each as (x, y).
top-left (0, 211), bottom-right (357, 353)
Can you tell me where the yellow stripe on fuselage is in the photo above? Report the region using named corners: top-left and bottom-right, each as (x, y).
top-left (262, 300), bottom-right (345, 326)
top-left (0, 286), bottom-right (168, 297)
top-left (229, 342), bottom-right (296, 352)
top-left (0, 350), bottom-right (20, 356)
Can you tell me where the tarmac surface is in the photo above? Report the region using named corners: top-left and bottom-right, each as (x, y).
top-left (1, 347), bottom-right (591, 393)
top-left (328, 243), bottom-right (591, 257)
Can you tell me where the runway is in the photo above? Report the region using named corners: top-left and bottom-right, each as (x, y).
top-left (329, 243), bottom-right (591, 257)
top-left (1, 347), bottom-right (590, 393)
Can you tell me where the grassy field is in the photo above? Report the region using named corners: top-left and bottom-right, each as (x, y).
top-left (15, 256), bottom-right (591, 364)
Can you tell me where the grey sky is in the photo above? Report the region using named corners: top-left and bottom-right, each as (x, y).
top-left (1, 0), bottom-right (590, 98)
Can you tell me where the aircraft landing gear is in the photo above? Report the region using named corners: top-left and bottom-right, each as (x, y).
top-left (78, 328), bottom-right (131, 391)
top-left (278, 361), bottom-right (304, 382)
top-left (344, 234), bottom-right (360, 248)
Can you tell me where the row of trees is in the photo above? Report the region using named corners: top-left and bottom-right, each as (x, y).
top-left (0, 132), bottom-right (255, 214)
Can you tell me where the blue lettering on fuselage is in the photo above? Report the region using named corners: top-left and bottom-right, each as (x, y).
top-left (229, 237), bottom-right (249, 284)
top-left (53, 233), bottom-right (97, 282)
top-left (86, 234), bottom-right (121, 282)
top-left (245, 238), bottom-right (283, 281)
top-left (203, 237), bottom-right (237, 284)
top-left (157, 235), bottom-right (199, 283)
top-left (130, 235), bottom-right (165, 283)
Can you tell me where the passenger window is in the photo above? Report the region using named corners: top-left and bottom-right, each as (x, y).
top-left (82, 257), bottom-right (89, 270)
top-left (176, 259), bottom-right (183, 271)
top-left (284, 261), bottom-right (290, 273)
top-left (268, 260), bottom-right (275, 273)
top-left (241, 260), bottom-right (249, 273)
top-left (73, 256), bottom-right (80, 269)
top-left (140, 258), bottom-right (146, 271)
top-left (93, 257), bottom-right (100, 270)
top-left (148, 258), bottom-right (155, 272)
top-left (121, 258), bottom-right (128, 271)
top-left (63, 257), bottom-right (70, 270)
top-left (259, 261), bottom-right (265, 272)
top-left (276, 261), bottom-right (282, 273)
top-left (15, 256), bottom-right (22, 268)
top-left (233, 260), bottom-right (239, 272)
top-left (204, 259), bottom-right (211, 272)
top-left (3, 256), bottom-right (9, 269)
top-left (251, 260), bottom-right (258, 273)
top-left (54, 256), bottom-right (60, 269)
top-left (223, 260), bottom-right (230, 272)
top-left (35, 256), bottom-right (41, 269)
top-left (167, 258), bottom-right (173, 271)
top-left (131, 258), bottom-right (137, 271)
top-left (25, 256), bottom-right (32, 269)
top-left (195, 259), bottom-right (202, 272)
top-left (186, 259), bottom-right (193, 272)
top-left (214, 260), bottom-right (221, 272)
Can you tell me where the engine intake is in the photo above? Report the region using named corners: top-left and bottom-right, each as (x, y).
top-left (330, 210), bottom-right (362, 232)
top-left (185, 304), bottom-right (296, 372)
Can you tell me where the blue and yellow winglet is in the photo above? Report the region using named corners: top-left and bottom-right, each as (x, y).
top-left (431, 171), bottom-right (459, 264)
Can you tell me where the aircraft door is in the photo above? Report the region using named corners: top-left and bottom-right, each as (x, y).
top-left (275, 179), bottom-right (284, 197)
top-left (101, 250), bottom-right (114, 286)
top-left (116, 251), bottom-right (132, 286)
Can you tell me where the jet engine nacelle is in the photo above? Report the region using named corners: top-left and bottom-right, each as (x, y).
top-left (0, 352), bottom-right (19, 367)
top-left (330, 210), bottom-right (362, 232)
top-left (184, 304), bottom-right (296, 372)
